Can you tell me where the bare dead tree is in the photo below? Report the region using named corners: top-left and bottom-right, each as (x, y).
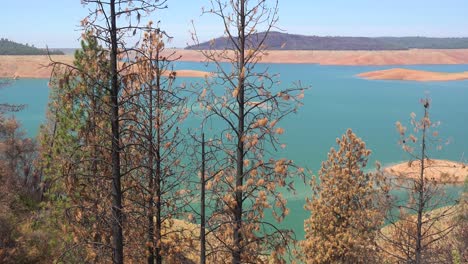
top-left (122, 29), bottom-right (193, 264)
top-left (380, 98), bottom-right (460, 264)
top-left (192, 0), bottom-right (307, 262)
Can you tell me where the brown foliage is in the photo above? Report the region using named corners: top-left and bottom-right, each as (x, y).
top-left (301, 129), bottom-right (388, 264)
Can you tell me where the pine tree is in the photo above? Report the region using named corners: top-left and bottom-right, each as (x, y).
top-left (40, 35), bottom-right (115, 262)
top-left (302, 129), bottom-right (388, 264)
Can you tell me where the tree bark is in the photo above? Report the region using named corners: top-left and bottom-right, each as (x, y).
top-left (147, 63), bottom-right (155, 264)
top-left (233, 1), bottom-right (246, 263)
top-left (110, 1), bottom-right (124, 263)
top-left (200, 133), bottom-right (206, 264)
top-left (155, 65), bottom-right (163, 264)
top-left (415, 106), bottom-right (428, 264)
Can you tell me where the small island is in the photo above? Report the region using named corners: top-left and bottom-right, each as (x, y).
top-left (357, 68), bottom-right (468, 82)
top-left (163, 69), bottom-right (214, 78)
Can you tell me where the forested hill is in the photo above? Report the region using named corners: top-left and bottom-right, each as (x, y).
top-left (186, 32), bottom-right (468, 50)
top-left (0, 38), bottom-right (64, 55)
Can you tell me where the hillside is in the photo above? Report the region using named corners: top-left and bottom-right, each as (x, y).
top-left (186, 32), bottom-right (468, 50)
top-left (0, 38), bottom-right (64, 55)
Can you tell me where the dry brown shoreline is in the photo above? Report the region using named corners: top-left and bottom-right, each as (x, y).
top-left (384, 159), bottom-right (467, 184)
top-left (172, 48), bottom-right (468, 65)
top-left (357, 68), bottom-right (468, 81)
top-left (0, 55), bottom-right (213, 79)
top-left (2, 49), bottom-right (468, 79)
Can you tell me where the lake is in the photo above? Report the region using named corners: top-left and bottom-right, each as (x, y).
top-left (1, 62), bottom-right (467, 239)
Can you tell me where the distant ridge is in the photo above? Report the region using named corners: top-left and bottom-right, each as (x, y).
top-left (186, 32), bottom-right (468, 50)
top-left (55, 48), bottom-right (79, 55)
top-left (0, 38), bottom-right (64, 55)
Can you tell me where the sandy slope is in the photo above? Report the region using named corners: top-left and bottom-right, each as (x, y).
top-left (163, 69), bottom-right (214, 78)
top-left (0, 55), bottom-right (212, 79)
top-left (357, 68), bottom-right (468, 81)
top-left (384, 159), bottom-right (467, 184)
top-left (0, 55), bottom-right (74, 79)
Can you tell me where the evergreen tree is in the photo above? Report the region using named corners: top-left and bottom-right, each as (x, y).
top-left (39, 35), bottom-right (114, 262)
top-left (302, 129), bottom-right (388, 264)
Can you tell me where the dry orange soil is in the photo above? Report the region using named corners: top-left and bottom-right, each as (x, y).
top-left (357, 68), bottom-right (468, 81)
top-left (172, 48), bottom-right (468, 65)
top-left (0, 55), bottom-right (212, 79)
top-left (2, 49), bottom-right (468, 79)
top-left (165, 69), bottom-right (214, 78)
top-left (384, 159), bottom-right (468, 184)
top-left (0, 55), bottom-right (74, 79)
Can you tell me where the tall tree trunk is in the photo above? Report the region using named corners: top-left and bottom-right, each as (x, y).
top-left (147, 68), bottom-right (155, 264)
top-left (415, 106), bottom-right (428, 264)
top-left (200, 133), bottom-right (206, 264)
top-left (233, 1), bottom-right (246, 263)
top-left (155, 68), bottom-right (163, 264)
top-left (109, 1), bottom-right (124, 263)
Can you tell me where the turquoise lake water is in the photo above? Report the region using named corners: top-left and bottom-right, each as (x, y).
top-left (1, 63), bottom-right (467, 239)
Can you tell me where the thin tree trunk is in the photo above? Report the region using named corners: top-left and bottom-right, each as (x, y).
top-left (109, 1), bottom-right (124, 263)
top-left (155, 65), bottom-right (163, 264)
top-left (91, 89), bottom-right (102, 263)
top-left (415, 106), bottom-right (428, 264)
top-left (147, 66), bottom-right (155, 264)
top-left (233, 1), bottom-right (246, 263)
top-left (200, 133), bottom-right (206, 264)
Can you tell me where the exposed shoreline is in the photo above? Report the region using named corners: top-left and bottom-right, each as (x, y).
top-left (384, 159), bottom-right (467, 184)
top-left (161, 69), bottom-right (214, 78)
top-left (171, 48), bottom-right (468, 65)
top-left (0, 55), bottom-right (213, 79)
top-left (2, 49), bottom-right (468, 79)
top-left (357, 68), bottom-right (468, 82)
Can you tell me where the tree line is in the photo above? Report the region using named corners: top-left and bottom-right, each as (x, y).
top-left (0, 1), bottom-right (466, 263)
top-left (0, 38), bottom-right (64, 55)
top-left (186, 32), bottom-right (468, 51)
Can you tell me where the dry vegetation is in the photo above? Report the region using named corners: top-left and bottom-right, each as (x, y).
top-left (379, 203), bottom-right (467, 263)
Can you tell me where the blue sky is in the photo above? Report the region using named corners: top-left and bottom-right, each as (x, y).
top-left (1, 0), bottom-right (467, 48)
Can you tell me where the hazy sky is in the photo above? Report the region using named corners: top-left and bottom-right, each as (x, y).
top-left (1, 0), bottom-right (467, 48)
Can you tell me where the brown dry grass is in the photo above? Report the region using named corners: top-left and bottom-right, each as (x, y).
top-left (357, 68), bottom-right (468, 81)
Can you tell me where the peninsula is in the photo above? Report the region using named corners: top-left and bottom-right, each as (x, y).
top-left (384, 159), bottom-right (467, 184)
